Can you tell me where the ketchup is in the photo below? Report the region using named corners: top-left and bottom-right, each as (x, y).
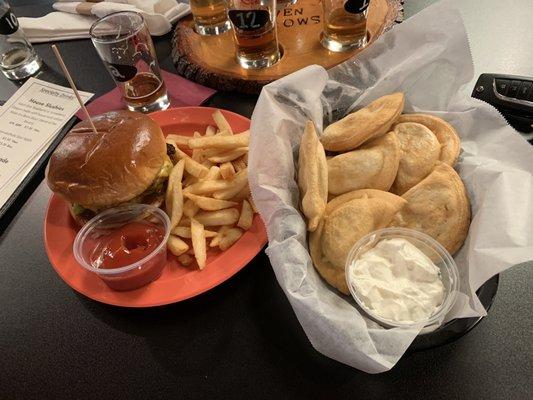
top-left (90, 221), bottom-right (166, 291)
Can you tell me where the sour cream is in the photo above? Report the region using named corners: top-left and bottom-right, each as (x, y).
top-left (348, 238), bottom-right (445, 323)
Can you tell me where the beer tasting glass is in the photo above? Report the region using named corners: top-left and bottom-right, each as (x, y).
top-left (90, 11), bottom-right (169, 113)
top-left (226, 0), bottom-right (281, 69)
top-left (190, 0), bottom-right (232, 35)
top-left (321, 0), bottom-right (369, 52)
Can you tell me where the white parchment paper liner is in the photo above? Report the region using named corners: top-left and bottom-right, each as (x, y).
top-left (249, 0), bottom-right (533, 373)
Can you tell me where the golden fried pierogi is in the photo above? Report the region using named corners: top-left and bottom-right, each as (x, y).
top-left (327, 131), bottom-right (400, 195)
top-left (389, 163), bottom-right (470, 255)
top-left (298, 121), bottom-right (328, 232)
top-left (391, 122), bottom-right (440, 195)
top-left (310, 189), bottom-right (406, 294)
top-left (397, 114), bottom-right (460, 166)
top-left (320, 93), bottom-right (405, 152)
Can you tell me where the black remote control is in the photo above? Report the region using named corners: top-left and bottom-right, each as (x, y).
top-left (471, 73), bottom-right (533, 143)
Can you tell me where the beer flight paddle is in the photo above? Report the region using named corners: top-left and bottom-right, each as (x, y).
top-left (172, 0), bottom-right (403, 93)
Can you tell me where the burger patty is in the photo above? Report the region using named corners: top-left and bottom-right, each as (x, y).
top-left (71, 154), bottom-right (174, 219)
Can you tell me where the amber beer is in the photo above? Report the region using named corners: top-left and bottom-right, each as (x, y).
top-left (190, 0), bottom-right (231, 35)
top-left (321, 0), bottom-right (369, 52)
top-left (227, 0), bottom-right (280, 69)
top-left (123, 72), bottom-right (167, 110)
top-left (233, 19), bottom-right (279, 68)
top-left (90, 12), bottom-right (169, 112)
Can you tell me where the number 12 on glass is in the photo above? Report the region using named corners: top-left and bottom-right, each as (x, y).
top-left (228, 9), bottom-right (270, 31)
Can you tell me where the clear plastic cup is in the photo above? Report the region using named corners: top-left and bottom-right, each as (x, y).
top-left (345, 228), bottom-right (459, 333)
top-left (73, 204), bottom-right (170, 291)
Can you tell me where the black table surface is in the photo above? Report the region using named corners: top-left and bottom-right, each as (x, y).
top-left (1, 2), bottom-right (532, 399)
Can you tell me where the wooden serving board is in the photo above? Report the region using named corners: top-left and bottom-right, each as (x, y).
top-left (172, 0), bottom-right (403, 93)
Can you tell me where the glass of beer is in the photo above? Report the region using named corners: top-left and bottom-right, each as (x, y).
top-left (321, 0), bottom-right (369, 52)
top-left (226, 0), bottom-right (281, 69)
top-left (190, 0), bottom-right (231, 35)
top-left (90, 12), bottom-right (169, 113)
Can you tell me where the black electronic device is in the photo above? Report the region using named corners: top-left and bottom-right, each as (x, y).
top-left (471, 73), bottom-right (533, 143)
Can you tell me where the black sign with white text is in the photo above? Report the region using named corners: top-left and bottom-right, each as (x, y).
top-left (105, 63), bottom-right (138, 82)
top-left (0, 9), bottom-right (19, 35)
top-left (228, 9), bottom-right (270, 31)
top-left (344, 0), bottom-right (370, 14)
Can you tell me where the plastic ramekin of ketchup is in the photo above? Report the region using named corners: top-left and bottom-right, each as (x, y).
top-left (73, 204), bottom-right (170, 291)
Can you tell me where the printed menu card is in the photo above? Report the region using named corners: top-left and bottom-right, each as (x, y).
top-left (0, 77), bottom-right (92, 210)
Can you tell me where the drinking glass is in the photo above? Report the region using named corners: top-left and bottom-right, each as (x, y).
top-left (90, 11), bottom-right (169, 113)
top-left (190, 0), bottom-right (232, 36)
top-left (321, 0), bottom-right (369, 52)
top-left (226, 0), bottom-right (281, 69)
top-left (0, 0), bottom-right (41, 80)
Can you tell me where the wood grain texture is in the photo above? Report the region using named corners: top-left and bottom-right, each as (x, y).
top-left (172, 0), bottom-right (404, 93)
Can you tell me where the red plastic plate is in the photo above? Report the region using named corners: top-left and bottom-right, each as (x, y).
top-left (44, 107), bottom-right (267, 307)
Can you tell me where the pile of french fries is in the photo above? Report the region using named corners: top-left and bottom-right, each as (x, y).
top-left (164, 110), bottom-right (257, 270)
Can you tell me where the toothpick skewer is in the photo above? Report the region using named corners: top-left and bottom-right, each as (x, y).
top-left (51, 44), bottom-right (98, 135)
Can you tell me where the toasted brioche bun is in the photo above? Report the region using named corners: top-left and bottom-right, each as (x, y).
top-left (46, 110), bottom-right (166, 210)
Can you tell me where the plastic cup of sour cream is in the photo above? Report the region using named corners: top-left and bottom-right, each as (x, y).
top-left (345, 228), bottom-right (459, 333)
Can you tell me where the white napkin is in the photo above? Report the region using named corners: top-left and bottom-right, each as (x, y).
top-left (19, 0), bottom-right (190, 42)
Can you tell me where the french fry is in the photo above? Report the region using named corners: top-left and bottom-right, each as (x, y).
top-left (168, 159), bottom-right (185, 228)
top-left (230, 185), bottom-right (250, 202)
top-left (207, 148), bottom-right (248, 163)
top-left (171, 226), bottom-right (217, 238)
top-left (184, 179), bottom-right (235, 195)
top-left (178, 217), bottom-right (191, 227)
top-left (232, 157), bottom-right (247, 172)
top-left (204, 166), bottom-right (221, 181)
top-left (183, 173), bottom-right (198, 187)
top-left (192, 131), bottom-right (203, 162)
top-left (237, 199), bottom-right (253, 230)
top-left (183, 198), bottom-right (200, 218)
top-left (184, 192), bottom-right (238, 211)
top-left (185, 157), bottom-right (209, 179)
top-left (190, 218), bottom-right (206, 269)
top-left (205, 125), bottom-right (216, 136)
top-left (247, 195), bottom-right (258, 213)
top-left (213, 109), bottom-right (233, 135)
top-left (177, 253), bottom-right (193, 266)
top-left (172, 148), bottom-right (209, 179)
top-left (216, 130), bottom-right (231, 136)
top-left (220, 162), bottom-right (236, 180)
top-left (166, 134), bottom-right (191, 147)
top-left (241, 151), bottom-right (248, 165)
top-left (219, 228), bottom-right (243, 251)
top-left (201, 147), bottom-right (229, 159)
top-left (212, 169), bottom-right (248, 200)
top-left (188, 131), bottom-right (249, 150)
top-left (167, 235), bottom-right (189, 256)
top-left (201, 159), bottom-right (213, 169)
top-left (210, 225), bottom-right (231, 247)
top-left (194, 208), bottom-right (239, 226)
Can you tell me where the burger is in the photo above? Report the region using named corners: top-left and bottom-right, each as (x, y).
top-left (46, 110), bottom-right (175, 225)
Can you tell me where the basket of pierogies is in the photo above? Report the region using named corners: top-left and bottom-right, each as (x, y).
top-left (249, 3), bottom-right (533, 373)
top-left (302, 92), bottom-right (469, 296)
